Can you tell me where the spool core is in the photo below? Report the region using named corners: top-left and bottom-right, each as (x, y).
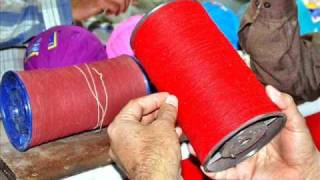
top-left (204, 113), bottom-right (285, 172)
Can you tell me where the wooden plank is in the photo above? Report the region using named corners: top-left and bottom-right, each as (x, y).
top-left (0, 123), bottom-right (112, 180)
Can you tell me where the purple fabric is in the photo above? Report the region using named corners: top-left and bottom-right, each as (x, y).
top-left (106, 15), bottom-right (143, 58)
top-left (24, 25), bottom-right (108, 70)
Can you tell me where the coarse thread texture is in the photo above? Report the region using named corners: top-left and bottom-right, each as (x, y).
top-left (132, 0), bottom-right (281, 163)
top-left (17, 55), bottom-right (147, 147)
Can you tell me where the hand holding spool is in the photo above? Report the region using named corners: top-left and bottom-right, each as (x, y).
top-left (107, 86), bottom-right (320, 179)
top-left (201, 86), bottom-right (320, 179)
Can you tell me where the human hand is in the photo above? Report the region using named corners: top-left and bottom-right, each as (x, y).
top-left (198, 85), bottom-right (320, 180)
top-left (107, 93), bottom-right (181, 180)
top-left (72, 0), bottom-right (131, 21)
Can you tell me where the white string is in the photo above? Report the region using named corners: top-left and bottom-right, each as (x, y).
top-left (74, 64), bottom-right (108, 132)
top-left (91, 67), bottom-right (108, 131)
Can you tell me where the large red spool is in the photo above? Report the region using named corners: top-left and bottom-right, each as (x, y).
top-left (131, 0), bottom-right (286, 172)
top-left (0, 55), bottom-right (148, 151)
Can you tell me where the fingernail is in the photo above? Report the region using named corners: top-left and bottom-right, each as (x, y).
top-left (266, 85), bottom-right (281, 103)
top-left (165, 95), bottom-right (178, 108)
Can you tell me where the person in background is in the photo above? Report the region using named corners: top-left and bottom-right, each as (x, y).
top-left (0, 0), bottom-right (130, 48)
top-left (239, 0), bottom-right (320, 104)
top-left (0, 0), bottom-right (130, 76)
top-left (107, 86), bottom-right (320, 180)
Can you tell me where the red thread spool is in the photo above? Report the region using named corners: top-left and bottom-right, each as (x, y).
top-left (131, 0), bottom-right (286, 172)
top-left (0, 55), bottom-right (148, 151)
top-left (306, 113), bottom-right (320, 150)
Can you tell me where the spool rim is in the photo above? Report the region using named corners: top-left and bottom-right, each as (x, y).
top-left (130, 56), bottom-right (152, 94)
top-left (0, 71), bottom-right (32, 151)
top-left (203, 112), bottom-right (286, 172)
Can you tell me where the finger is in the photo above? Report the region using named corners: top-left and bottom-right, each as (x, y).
top-left (114, 0), bottom-right (126, 15)
top-left (201, 166), bottom-right (238, 180)
top-left (102, 1), bottom-right (120, 15)
top-left (153, 95), bottom-right (178, 126)
top-left (122, 0), bottom-right (128, 13)
top-left (201, 166), bottom-right (218, 179)
top-left (116, 92), bottom-right (169, 123)
top-left (176, 126), bottom-right (182, 137)
top-left (132, 0), bottom-right (139, 5)
top-left (266, 85), bottom-right (309, 133)
top-left (124, 0), bottom-right (130, 12)
top-left (141, 110), bottom-right (158, 124)
top-left (118, 0), bottom-right (127, 13)
top-left (119, 0), bottom-right (127, 13)
top-left (179, 175), bottom-right (183, 180)
top-left (109, 149), bottom-right (117, 161)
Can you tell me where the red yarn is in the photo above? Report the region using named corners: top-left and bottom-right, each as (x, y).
top-left (132, 0), bottom-right (284, 170)
top-left (306, 113), bottom-right (320, 150)
top-left (17, 55), bottom-right (147, 147)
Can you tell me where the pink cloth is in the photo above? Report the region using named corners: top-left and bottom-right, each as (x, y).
top-left (106, 15), bottom-right (143, 58)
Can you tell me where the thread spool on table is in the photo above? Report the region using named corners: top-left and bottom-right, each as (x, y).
top-left (131, 0), bottom-right (286, 172)
top-left (0, 55), bottom-right (149, 151)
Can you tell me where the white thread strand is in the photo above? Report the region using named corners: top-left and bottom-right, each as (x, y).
top-left (92, 67), bottom-right (108, 131)
top-left (73, 65), bottom-right (100, 124)
top-left (84, 64), bottom-right (102, 128)
top-left (74, 65), bottom-right (108, 131)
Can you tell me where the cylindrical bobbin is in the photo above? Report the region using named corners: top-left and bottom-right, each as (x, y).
top-left (0, 55), bottom-right (150, 151)
top-left (131, 0), bottom-right (286, 172)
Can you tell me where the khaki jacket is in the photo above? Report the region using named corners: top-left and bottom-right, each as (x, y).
top-left (239, 0), bottom-right (320, 104)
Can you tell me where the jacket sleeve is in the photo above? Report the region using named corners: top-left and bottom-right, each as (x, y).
top-left (239, 0), bottom-right (320, 104)
top-left (0, 0), bottom-right (72, 48)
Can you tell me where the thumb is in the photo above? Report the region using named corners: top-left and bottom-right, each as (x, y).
top-left (266, 85), bottom-right (309, 133)
top-left (154, 95), bottom-right (178, 127)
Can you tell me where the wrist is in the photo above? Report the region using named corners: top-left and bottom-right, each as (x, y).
top-left (131, 158), bottom-right (180, 180)
top-left (131, 153), bottom-right (180, 180)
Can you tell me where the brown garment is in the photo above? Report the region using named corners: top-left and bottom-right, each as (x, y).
top-left (239, 0), bottom-right (320, 104)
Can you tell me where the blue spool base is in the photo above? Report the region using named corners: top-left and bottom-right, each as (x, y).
top-left (0, 71), bottom-right (32, 151)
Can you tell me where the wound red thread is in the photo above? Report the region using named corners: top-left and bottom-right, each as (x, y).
top-left (131, 0), bottom-right (284, 169)
top-left (73, 64), bottom-right (108, 131)
top-left (17, 55), bottom-right (147, 147)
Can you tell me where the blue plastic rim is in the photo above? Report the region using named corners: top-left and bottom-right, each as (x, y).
top-left (0, 71), bottom-right (32, 151)
top-left (131, 57), bottom-right (153, 94)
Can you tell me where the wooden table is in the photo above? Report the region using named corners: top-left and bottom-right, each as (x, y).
top-left (0, 123), bottom-right (112, 180)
